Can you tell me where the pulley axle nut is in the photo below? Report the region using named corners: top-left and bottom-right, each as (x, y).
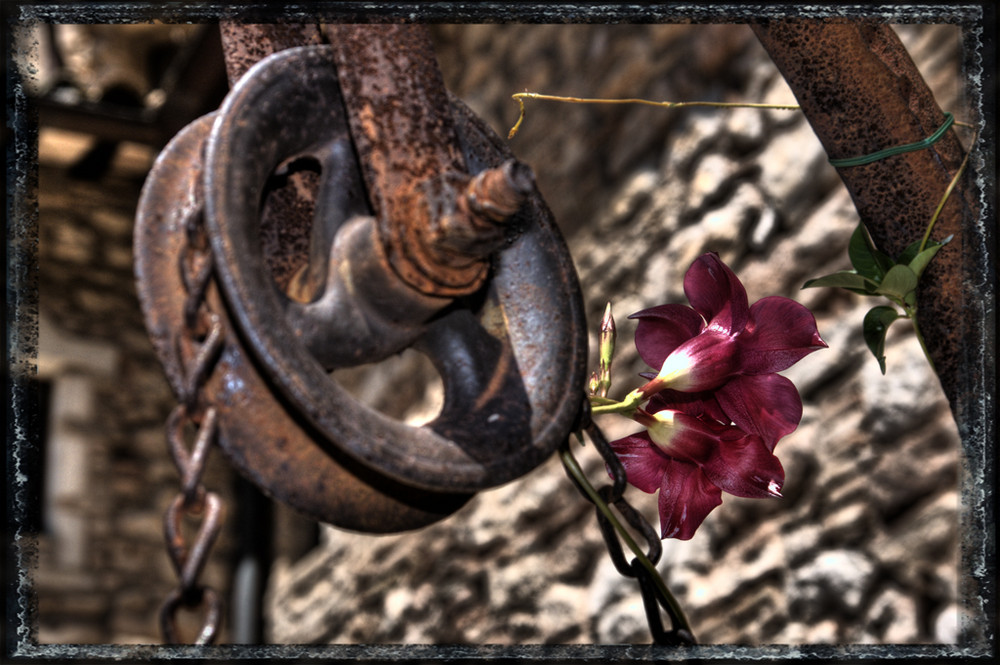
top-left (411, 159), bottom-right (536, 292)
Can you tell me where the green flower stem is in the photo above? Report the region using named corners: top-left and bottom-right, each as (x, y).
top-left (911, 318), bottom-right (935, 373)
top-left (589, 388), bottom-right (645, 416)
top-left (919, 146), bottom-right (970, 253)
top-left (559, 444), bottom-right (694, 639)
top-left (886, 301), bottom-right (935, 373)
top-left (908, 137), bottom-right (971, 373)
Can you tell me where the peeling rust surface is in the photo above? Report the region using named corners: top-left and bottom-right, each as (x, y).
top-left (753, 21), bottom-right (979, 412)
top-left (219, 22), bottom-right (323, 86)
top-left (219, 22), bottom-right (326, 293)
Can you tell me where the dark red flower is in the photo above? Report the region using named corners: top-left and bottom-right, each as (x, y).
top-left (631, 253), bottom-right (826, 397)
top-left (611, 398), bottom-right (784, 540)
top-left (608, 253), bottom-right (824, 539)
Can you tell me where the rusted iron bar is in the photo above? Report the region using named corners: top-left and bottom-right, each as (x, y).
top-left (219, 22), bottom-right (323, 86)
top-left (323, 24), bottom-right (525, 297)
top-left (752, 21), bottom-right (979, 413)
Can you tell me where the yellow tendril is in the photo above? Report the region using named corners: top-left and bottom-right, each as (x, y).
top-left (508, 91), bottom-right (801, 139)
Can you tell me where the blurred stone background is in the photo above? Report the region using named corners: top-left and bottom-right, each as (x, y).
top-left (9, 17), bottom-right (981, 647)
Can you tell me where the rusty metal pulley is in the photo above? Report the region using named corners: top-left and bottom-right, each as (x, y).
top-left (135, 42), bottom-right (588, 533)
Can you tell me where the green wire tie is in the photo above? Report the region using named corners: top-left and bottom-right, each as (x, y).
top-left (829, 112), bottom-right (954, 168)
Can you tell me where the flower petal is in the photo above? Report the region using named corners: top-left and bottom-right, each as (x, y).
top-left (684, 253), bottom-right (749, 334)
top-left (645, 411), bottom-right (718, 466)
top-left (648, 389), bottom-right (729, 425)
top-left (608, 432), bottom-right (671, 494)
top-left (652, 330), bottom-right (739, 392)
top-left (657, 460), bottom-right (723, 540)
top-left (630, 304), bottom-right (705, 370)
top-left (738, 296), bottom-right (828, 374)
top-left (715, 374), bottom-right (803, 451)
top-left (699, 429), bottom-right (785, 500)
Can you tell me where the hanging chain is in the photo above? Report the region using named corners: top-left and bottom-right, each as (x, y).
top-left (158, 185), bottom-right (227, 645)
top-left (564, 398), bottom-right (696, 646)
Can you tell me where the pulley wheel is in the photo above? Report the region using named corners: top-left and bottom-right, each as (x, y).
top-left (136, 45), bottom-right (588, 532)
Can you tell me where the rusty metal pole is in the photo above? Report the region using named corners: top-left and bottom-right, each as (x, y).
top-left (751, 21), bottom-right (980, 414)
top-left (219, 22), bottom-right (324, 86)
top-left (323, 24), bottom-right (530, 298)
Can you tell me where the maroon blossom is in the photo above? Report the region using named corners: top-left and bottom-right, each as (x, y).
top-left (608, 253), bottom-right (825, 539)
top-left (629, 252), bottom-right (824, 446)
top-left (631, 253), bottom-right (826, 398)
top-left (610, 392), bottom-right (784, 540)
top-left (639, 373), bottom-right (803, 452)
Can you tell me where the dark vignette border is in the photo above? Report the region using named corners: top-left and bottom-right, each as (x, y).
top-left (3, 1), bottom-right (995, 663)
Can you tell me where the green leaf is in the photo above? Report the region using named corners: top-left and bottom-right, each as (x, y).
top-left (848, 222), bottom-right (894, 281)
top-left (875, 264), bottom-right (919, 301)
top-left (896, 239), bottom-right (924, 267)
top-left (906, 244), bottom-right (944, 278)
top-left (907, 236), bottom-right (952, 279)
top-left (898, 234), bottom-right (952, 274)
top-left (863, 305), bottom-right (900, 374)
top-left (802, 271), bottom-right (880, 293)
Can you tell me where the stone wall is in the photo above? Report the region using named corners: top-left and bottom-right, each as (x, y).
top-left (264, 23), bottom-right (971, 645)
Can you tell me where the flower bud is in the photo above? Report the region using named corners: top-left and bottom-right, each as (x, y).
top-left (588, 371), bottom-right (600, 396)
top-left (597, 302), bottom-right (616, 397)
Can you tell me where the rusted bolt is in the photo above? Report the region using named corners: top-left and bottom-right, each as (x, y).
top-left (416, 159), bottom-right (536, 277)
top-left (466, 159), bottom-right (537, 223)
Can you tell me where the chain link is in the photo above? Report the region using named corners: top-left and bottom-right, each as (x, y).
top-left (158, 193), bottom-right (227, 645)
top-left (566, 398), bottom-right (696, 646)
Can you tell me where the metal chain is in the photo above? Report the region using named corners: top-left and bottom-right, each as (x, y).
top-left (158, 189), bottom-right (227, 645)
top-left (566, 398), bottom-right (696, 646)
